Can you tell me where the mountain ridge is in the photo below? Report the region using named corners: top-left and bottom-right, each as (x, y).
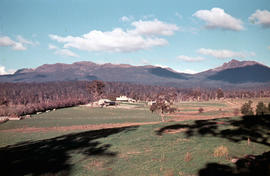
top-left (2, 59), bottom-right (270, 88)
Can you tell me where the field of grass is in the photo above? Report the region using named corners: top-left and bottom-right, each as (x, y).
top-left (0, 105), bottom-right (161, 130)
top-left (0, 100), bottom-right (270, 176)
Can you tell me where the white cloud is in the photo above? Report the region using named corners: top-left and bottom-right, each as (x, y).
top-left (131, 19), bottom-right (179, 36)
top-left (249, 10), bottom-right (270, 27)
top-left (181, 69), bottom-right (198, 74)
top-left (155, 64), bottom-right (170, 68)
top-left (56, 49), bottom-right (79, 58)
top-left (120, 16), bottom-right (133, 22)
top-left (48, 44), bottom-right (79, 58)
top-left (193, 8), bottom-right (244, 31)
top-left (197, 48), bottom-right (255, 59)
top-left (49, 19), bottom-right (178, 53)
top-left (0, 65), bottom-right (16, 75)
top-left (17, 35), bottom-right (35, 45)
top-left (48, 44), bottom-right (58, 50)
top-left (0, 35), bottom-right (37, 50)
top-left (0, 36), bottom-right (26, 50)
top-left (177, 55), bottom-right (205, 62)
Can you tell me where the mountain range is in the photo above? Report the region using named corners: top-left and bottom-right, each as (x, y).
top-left (1, 59), bottom-right (270, 88)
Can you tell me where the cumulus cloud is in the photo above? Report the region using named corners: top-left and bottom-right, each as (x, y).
top-left (193, 8), bottom-right (244, 31)
top-left (0, 36), bottom-right (26, 50)
top-left (131, 19), bottom-right (179, 36)
top-left (0, 65), bottom-right (16, 75)
top-left (0, 35), bottom-right (37, 50)
top-left (56, 49), bottom-right (79, 58)
top-left (17, 35), bottom-right (38, 46)
top-left (249, 10), bottom-right (270, 27)
top-left (49, 19), bottom-right (178, 53)
top-left (177, 55), bottom-right (205, 62)
top-left (48, 44), bottom-right (79, 58)
top-left (197, 48), bottom-right (255, 59)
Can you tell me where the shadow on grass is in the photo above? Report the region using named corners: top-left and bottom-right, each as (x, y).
top-left (199, 150), bottom-right (270, 176)
top-left (0, 126), bottom-right (138, 176)
top-left (157, 115), bottom-right (270, 176)
top-left (156, 115), bottom-right (270, 146)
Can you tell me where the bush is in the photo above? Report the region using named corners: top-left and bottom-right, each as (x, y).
top-left (150, 103), bottom-right (158, 113)
top-left (198, 107), bottom-right (204, 113)
top-left (241, 100), bottom-right (254, 116)
top-left (256, 101), bottom-right (269, 115)
top-left (214, 145), bottom-right (229, 158)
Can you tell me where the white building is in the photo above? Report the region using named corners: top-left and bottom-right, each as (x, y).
top-left (116, 96), bottom-right (136, 103)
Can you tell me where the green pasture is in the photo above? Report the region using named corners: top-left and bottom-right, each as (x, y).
top-left (0, 101), bottom-right (270, 176)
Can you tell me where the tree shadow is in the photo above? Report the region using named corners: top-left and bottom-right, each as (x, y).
top-left (199, 150), bottom-right (270, 176)
top-left (0, 126), bottom-right (138, 176)
top-left (156, 115), bottom-right (270, 146)
top-left (157, 115), bottom-right (270, 176)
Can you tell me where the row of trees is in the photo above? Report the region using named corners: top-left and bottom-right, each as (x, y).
top-left (1, 80), bottom-right (270, 116)
top-left (241, 101), bottom-right (270, 116)
top-left (0, 81), bottom-right (103, 116)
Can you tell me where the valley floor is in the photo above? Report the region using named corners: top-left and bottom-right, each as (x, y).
top-left (0, 100), bottom-right (270, 176)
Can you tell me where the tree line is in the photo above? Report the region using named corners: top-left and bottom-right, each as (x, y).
top-left (1, 80), bottom-right (270, 116)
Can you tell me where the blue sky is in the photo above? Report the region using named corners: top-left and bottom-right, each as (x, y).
top-left (0, 0), bottom-right (270, 74)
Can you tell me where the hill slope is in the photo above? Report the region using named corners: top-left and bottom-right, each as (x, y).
top-left (1, 59), bottom-right (270, 87)
top-left (208, 64), bottom-right (270, 83)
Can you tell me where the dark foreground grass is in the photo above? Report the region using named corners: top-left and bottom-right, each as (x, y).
top-left (0, 112), bottom-right (270, 175)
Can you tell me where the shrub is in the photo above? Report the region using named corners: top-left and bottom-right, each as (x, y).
top-left (214, 145), bottom-right (229, 158)
top-left (256, 101), bottom-right (269, 115)
top-left (241, 100), bottom-right (254, 116)
top-left (150, 103), bottom-right (158, 113)
top-left (198, 107), bottom-right (204, 113)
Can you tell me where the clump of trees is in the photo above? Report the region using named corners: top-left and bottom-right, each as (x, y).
top-left (217, 88), bottom-right (224, 99)
top-left (255, 101), bottom-right (269, 115)
top-left (241, 100), bottom-right (270, 116)
top-left (241, 100), bottom-right (254, 116)
top-left (149, 91), bottom-right (177, 121)
top-left (87, 80), bottom-right (105, 101)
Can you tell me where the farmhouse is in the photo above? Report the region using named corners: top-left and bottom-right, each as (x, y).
top-left (147, 100), bottom-right (156, 105)
top-left (116, 96), bottom-right (136, 103)
top-left (98, 99), bottom-right (116, 107)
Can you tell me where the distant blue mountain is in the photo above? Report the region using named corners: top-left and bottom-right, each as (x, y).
top-left (208, 64), bottom-right (270, 83)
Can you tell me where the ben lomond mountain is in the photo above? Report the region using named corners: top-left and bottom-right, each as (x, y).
top-left (1, 59), bottom-right (270, 87)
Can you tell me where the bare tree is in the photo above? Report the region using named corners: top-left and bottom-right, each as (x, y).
top-left (87, 80), bottom-right (105, 102)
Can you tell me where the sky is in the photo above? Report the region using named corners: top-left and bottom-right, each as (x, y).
top-left (0, 0), bottom-right (270, 75)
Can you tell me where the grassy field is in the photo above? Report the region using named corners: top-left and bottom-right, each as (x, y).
top-left (0, 100), bottom-right (270, 176)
